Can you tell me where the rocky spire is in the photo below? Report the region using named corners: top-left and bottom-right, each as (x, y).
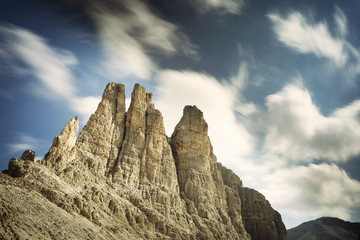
top-left (170, 105), bottom-right (222, 212)
top-left (75, 82), bottom-right (126, 176)
top-left (171, 105), bottom-right (250, 239)
top-left (111, 83), bottom-right (180, 200)
top-left (111, 83), bottom-right (151, 184)
top-left (1, 83), bottom-right (288, 240)
top-left (42, 116), bottom-right (79, 172)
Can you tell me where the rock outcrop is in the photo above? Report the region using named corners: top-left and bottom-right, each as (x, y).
top-left (0, 83), bottom-right (287, 240)
top-left (171, 106), bottom-right (249, 239)
top-left (218, 163), bottom-right (288, 240)
top-left (238, 187), bottom-right (287, 240)
top-left (20, 150), bottom-right (35, 162)
top-left (288, 217), bottom-right (360, 240)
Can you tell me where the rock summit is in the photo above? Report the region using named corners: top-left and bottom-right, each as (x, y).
top-left (0, 83), bottom-right (287, 240)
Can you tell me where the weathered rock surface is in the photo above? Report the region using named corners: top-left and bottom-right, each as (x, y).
top-left (0, 83), bottom-right (287, 240)
top-left (238, 187), bottom-right (287, 240)
top-left (218, 163), bottom-right (287, 240)
top-left (171, 105), bottom-right (249, 239)
top-left (20, 149), bottom-right (35, 162)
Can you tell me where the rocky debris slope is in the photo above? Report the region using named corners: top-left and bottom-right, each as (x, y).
top-left (288, 217), bottom-right (360, 240)
top-left (0, 83), bottom-right (287, 240)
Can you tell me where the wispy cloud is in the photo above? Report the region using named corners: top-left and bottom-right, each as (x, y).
top-left (190, 0), bottom-right (245, 15)
top-left (94, 13), bottom-right (155, 80)
top-left (0, 25), bottom-right (77, 99)
top-left (7, 133), bottom-right (40, 154)
top-left (268, 10), bottom-right (347, 67)
top-left (0, 25), bottom-right (100, 122)
top-left (268, 6), bottom-right (360, 83)
top-left (333, 5), bottom-right (347, 37)
top-left (91, 0), bottom-right (198, 80)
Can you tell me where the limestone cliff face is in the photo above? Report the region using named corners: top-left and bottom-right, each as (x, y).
top-left (0, 83), bottom-right (287, 240)
top-left (171, 106), bottom-right (249, 239)
top-left (41, 116), bottom-right (79, 175)
top-left (218, 163), bottom-right (288, 240)
top-left (76, 82), bottom-right (126, 177)
top-left (238, 187), bottom-right (287, 240)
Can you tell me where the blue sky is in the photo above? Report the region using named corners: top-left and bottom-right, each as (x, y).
top-left (1, 0), bottom-right (360, 229)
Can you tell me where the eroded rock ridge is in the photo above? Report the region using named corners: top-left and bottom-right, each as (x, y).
top-left (0, 83), bottom-right (287, 240)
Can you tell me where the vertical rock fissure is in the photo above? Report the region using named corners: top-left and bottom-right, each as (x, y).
top-left (105, 86), bottom-right (118, 176)
top-left (104, 84), bottom-right (126, 177)
top-left (139, 109), bottom-right (149, 183)
top-left (108, 112), bottom-right (127, 178)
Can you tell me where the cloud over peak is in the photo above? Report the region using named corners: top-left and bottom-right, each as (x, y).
top-left (91, 0), bottom-right (198, 80)
top-left (155, 69), bottom-right (254, 170)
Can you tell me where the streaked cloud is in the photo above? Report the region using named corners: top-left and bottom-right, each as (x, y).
top-left (263, 80), bottom-right (360, 162)
top-left (268, 10), bottom-right (347, 67)
top-left (261, 163), bottom-right (360, 221)
top-left (0, 25), bottom-right (100, 122)
top-left (333, 6), bottom-right (347, 37)
top-left (95, 13), bottom-right (155, 80)
top-left (0, 25), bottom-right (77, 99)
top-left (7, 133), bottom-right (40, 154)
top-left (190, 0), bottom-right (245, 15)
top-left (91, 0), bottom-right (198, 79)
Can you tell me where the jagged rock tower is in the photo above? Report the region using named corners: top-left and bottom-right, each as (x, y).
top-left (0, 83), bottom-right (287, 240)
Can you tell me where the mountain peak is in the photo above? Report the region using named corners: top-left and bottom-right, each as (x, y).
top-left (288, 217), bottom-right (360, 240)
top-left (0, 83), bottom-right (287, 240)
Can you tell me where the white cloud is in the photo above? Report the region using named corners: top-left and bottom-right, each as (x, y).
top-left (263, 81), bottom-right (360, 162)
top-left (229, 62), bottom-right (248, 91)
top-left (92, 0), bottom-right (198, 80)
top-left (334, 6), bottom-right (347, 37)
top-left (155, 69), bottom-right (254, 170)
top-left (191, 0), bottom-right (245, 15)
top-left (7, 133), bottom-right (40, 154)
top-left (0, 25), bottom-right (77, 99)
top-left (123, 0), bottom-right (197, 58)
top-left (260, 163), bottom-right (360, 222)
top-left (95, 13), bottom-right (155, 80)
top-left (268, 10), bottom-right (347, 67)
top-left (0, 25), bottom-right (100, 122)
top-left (69, 96), bottom-right (102, 124)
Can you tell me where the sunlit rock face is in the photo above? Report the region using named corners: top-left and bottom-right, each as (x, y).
top-left (0, 82), bottom-right (287, 240)
top-left (171, 105), bottom-right (250, 239)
